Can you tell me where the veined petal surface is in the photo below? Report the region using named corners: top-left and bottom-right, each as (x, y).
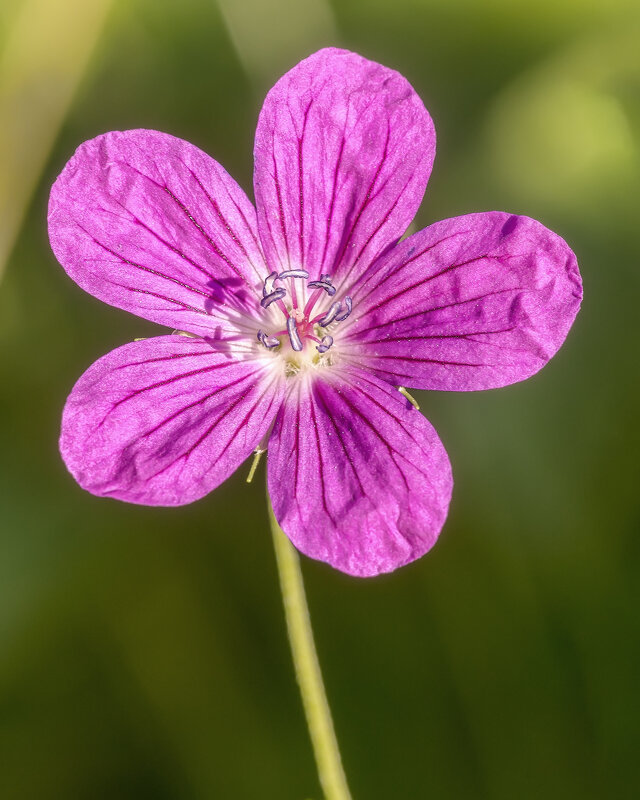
top-left (49, 130), bottom-right (268, 338)
top-left (267, 368), bottom-right (452, 577)
top-left (344, 212), bottom-right (582, 391)
top-left (61, 336), bottom-right (283, 505)
top-left (254, 48), bottom-right (435, 287)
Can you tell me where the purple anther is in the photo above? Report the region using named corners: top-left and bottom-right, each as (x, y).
top-left (286, 316), bottom-right (303, 351)
top-left (335, 296), bottom-right (352, 322)
top-left (307, 275), bottom-right (336, 296)
top-left (317, 300), bottom-right (342, 326)
top-left (316, 335), bottom-right (333, 354)
top-left (279, 269), bottom-right (309, 280)
top-left (263, 270), bottom-right (279, 296)
top-left (257, 330), bottom-right (280, 349)
top-left (260, 287), bottom-right (286, 308)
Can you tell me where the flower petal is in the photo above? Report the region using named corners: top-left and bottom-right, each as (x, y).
top-left (253, 48), bottom-right (435, 287)
top-left (49, 130), bottom-right (268, 338)
top-left (267, 368), bottom-right (452, 577)
top-left (344, 212), bottom-right (582, 391)
top-left (61, 336), bottom-right (283, 505)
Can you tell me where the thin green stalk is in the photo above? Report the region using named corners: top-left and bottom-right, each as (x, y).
top-left (268, 500), bottom-right (352, 800)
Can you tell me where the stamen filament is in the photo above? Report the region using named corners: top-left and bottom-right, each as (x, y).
top-left (279, 271), bottom-right (309, 312)
top-left (245, 447), bottom-right (265, 483)
top-left (303, 287), bottom-right (323, 317)
top-left (398, 386), bottom-right (420, 410)
top-left (276, 297), bottom-right (290, 319)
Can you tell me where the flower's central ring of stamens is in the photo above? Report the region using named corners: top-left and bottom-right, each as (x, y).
top-left (256, 270), bottom-right (352, 356)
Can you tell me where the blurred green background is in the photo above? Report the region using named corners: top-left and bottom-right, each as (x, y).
top-left (1, 0), bottom-right (639, 798)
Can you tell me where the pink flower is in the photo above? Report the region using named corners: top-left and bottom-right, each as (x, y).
top-left (49, 48), bottom-right (582, 577)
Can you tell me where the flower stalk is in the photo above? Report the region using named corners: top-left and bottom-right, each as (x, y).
top-left (268, 498), bottom-right (352, 800)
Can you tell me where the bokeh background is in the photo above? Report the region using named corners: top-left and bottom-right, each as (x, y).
top-left (1, 0), bottom-right (639, 798)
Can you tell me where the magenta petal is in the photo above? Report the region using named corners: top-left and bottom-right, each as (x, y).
top-left (345, 212), bottom-right (582, 391)
top-left (254, 48), bottom-right (435, 286)
top-left (61, 336), bottom-right (283, 505)
top-left (49, 130), bottom-right (268, 338)
top-left (267, 368), bottom-right (452, 577)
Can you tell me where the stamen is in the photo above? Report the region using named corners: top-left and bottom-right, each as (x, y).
top-left (316, 335), bottom-right (333, 354)
top-left (171, 329), bottom-right (198, 337)
top-left (279, 269), bottom-right (308, 309)
top-left (257, 330), bottom-right (280, 349)
top-left (260, 288), bottom-right (286, 308)
top-left (307, 274), bottom-right (336, 296)
top-left (317, 300), bottom-right (342, 327)
top-left (335, 296), bottom-right (352, 321)
top-left (246, 447), bottom-right (266, 483)
top-left (398, 386), bottom-right (420, 410)
top-left (263, 271), bottom-right (279, 296)
top-left (254, 268), bottom-right (353, 362)
top-left (286, 316), bottom-right (303, 351)
top-left (279, 269), bottom-right (309, 280)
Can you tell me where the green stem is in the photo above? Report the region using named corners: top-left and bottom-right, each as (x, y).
top-left (268, 500), bottom-right (353, 800)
